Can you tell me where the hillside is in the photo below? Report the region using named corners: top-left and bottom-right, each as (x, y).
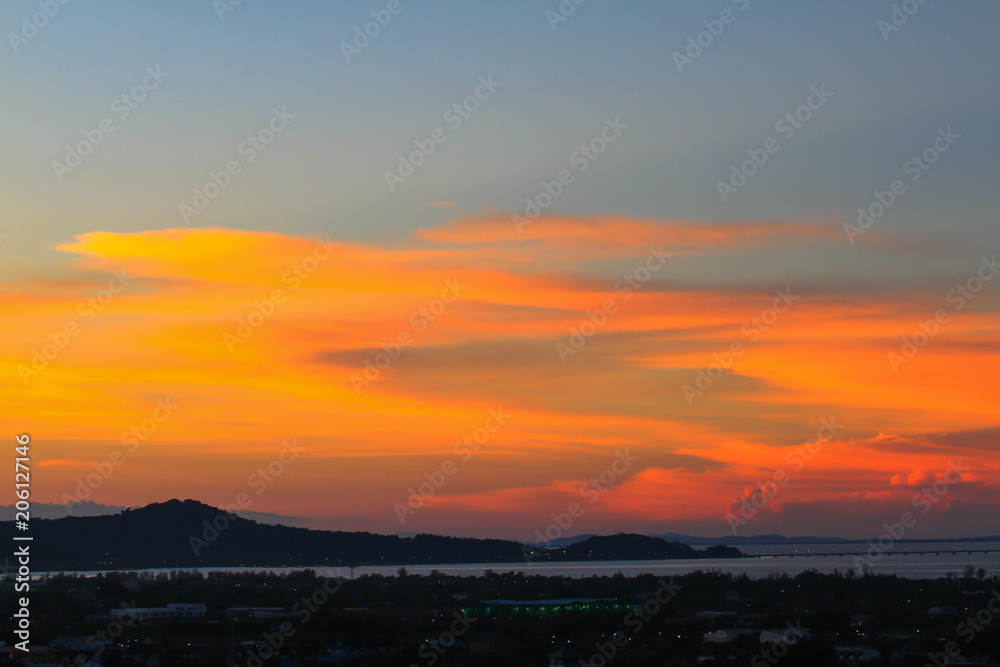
top-left (2, 499), bottom-right (741, 571)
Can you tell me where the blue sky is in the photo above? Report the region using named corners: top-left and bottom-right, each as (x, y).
top-left (3, 0), bottom-right (998, 275)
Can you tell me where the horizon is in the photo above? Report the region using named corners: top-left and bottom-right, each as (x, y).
top-left (4, 2), bottom-right (1000, 543)
top-left (10, 498), bottom-right (1000, 544)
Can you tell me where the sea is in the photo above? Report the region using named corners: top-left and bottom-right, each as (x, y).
top-left (42, 541), bottom-right (1000, 580)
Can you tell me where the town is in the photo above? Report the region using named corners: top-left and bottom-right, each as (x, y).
top-left (3, 566), bottom-right (998, 666)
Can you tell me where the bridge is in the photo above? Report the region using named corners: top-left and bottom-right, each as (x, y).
top-left (749, 549), bottom-right (999, 558)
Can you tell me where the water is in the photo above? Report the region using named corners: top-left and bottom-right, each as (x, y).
top-left (40, 542), bottom-right (1000, 580)
top-left (333, 541), bottom-right (999, 579)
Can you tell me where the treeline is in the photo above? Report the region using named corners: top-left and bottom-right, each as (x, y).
top-left (0, 499), bottom-right (740, 571)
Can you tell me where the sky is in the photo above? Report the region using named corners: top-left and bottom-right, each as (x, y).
top-left (3, 1), bottom-right (1000, 541)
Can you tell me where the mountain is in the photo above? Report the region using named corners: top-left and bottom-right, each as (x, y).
top-left (538, 534), bottom-right (742, 561)
top-left (0, 501), bottom-right (126, 520)
top-left (537, 534), bottom-right (598, 548)
top-left (533, 532), bottom-right (1000, 548)
top-left (1, 500), bottom-right (743, 571)
top-left (0, 500), bottom-right (306, 526)
top-left (533, 532), bottom-right (849, 548)
top-left (652, 532), bottom-right (852, 545)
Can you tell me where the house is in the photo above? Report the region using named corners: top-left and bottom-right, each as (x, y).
top-left (698, 645), bottom-right (745, 662)
top-left (705, 629), bottom-right (740, 643)
top-left (112, 606), bottom-right (179, 621)
top-left (312, 643), bottom-right (366, 663)
top-left (929, 652), bottom-right (997, 667)
top-left (695, 610), bottom-right (738, 620)
top-left (928, 605), bottom-right (961, 617)
top-left (49, 637), bottom-right (94, 652)
top-left (704, 628), bottom-right (757, 643)
top-left (760, 627), bottom-right (814, 645)
top-left (226, 606), bottom-right (288, 619)
top-left (836, 645), bottom-right (880, 662)
top-left (14, 647), bottom-right (60, 667)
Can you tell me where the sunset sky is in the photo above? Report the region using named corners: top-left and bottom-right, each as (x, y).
top-left (3, 1), bottom-right (999, 541)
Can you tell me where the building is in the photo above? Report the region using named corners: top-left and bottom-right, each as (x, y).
top-left (760, 627), bottom-right (814, 644)
top-left (112, 607), bottom-right (179, 621)
top-left (704, 628), bottom-right (757, 643)
top-left (547, 648), bottom-right (597, 666)
top-left (304, 643), bottom-right (369, 663)
top-left (166, 603), bottom-right (207, 618)
top-left (695, 610), bottom-right (738, 620)
top-left (836, 645), bottom-right (880, 662)
top-left (226, 606), bottom-right (287, 619)
top-left (463, 598), bottom-right (626, 618)
top-left (3, 646), bottom-right (60, 667)
top-left (698, 646), bottom-right (745, 662)
top-left (927, 605), bottom-right (961, 617)
top-left (49, 637), bottom-right (94, 652)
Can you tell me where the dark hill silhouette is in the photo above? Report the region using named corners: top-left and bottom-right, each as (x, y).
top-left (1, 499), bottom-right (741, 570)
top-left (550, 533), bottom-right (741, 561)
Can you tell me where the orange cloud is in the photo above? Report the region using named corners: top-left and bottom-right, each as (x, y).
top-left (2, 214), bottom-right (997, 538)
top-left (417, 214), bottom-right (837, 258)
